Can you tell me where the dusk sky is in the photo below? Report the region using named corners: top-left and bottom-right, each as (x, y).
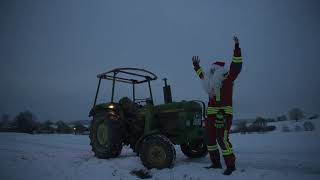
top-left (1, 0), bottom-right (319, 122)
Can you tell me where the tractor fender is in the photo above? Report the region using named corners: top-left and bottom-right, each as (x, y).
top-left (134, 130), bottom-right (161, 154)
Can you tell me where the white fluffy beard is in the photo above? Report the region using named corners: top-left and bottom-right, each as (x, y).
top-left (202, 66), bottom-right (228, 98)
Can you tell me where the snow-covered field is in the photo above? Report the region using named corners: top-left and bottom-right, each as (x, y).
top-left (1, 120), bottom-right (320, 180)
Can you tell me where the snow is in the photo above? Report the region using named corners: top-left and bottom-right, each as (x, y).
top-left (1, 120), bottom-right (320, 180)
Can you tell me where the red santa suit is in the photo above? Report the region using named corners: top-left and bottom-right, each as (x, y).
top-left (193, 42), bottom-right (243, 171)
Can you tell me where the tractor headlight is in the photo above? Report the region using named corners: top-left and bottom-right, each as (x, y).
top-left (193, 113), bottom-right (202, 126)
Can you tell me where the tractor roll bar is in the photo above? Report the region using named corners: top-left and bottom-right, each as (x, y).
top-left (93, 68), bottom-right (158, 107)
top-left (97, 68), bottom-right (157, 84)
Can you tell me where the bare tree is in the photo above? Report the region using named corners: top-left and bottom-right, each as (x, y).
top-left (288, 108), bottom-right (304, 121)
top-left (303, 121), bottom-right (315, 131)
top-left (13, 111), bottom-right (37, 133)
top-left (0, 113), bottom-right (10, 128)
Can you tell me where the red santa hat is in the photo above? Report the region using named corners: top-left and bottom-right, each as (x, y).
top-left (212, 61), bottom-right (225, 67)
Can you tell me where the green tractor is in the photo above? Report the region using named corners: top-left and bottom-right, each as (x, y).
top-left (89, 68), bottom-right (208, 169)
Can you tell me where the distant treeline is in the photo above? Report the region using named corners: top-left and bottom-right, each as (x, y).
top-left (0, 111), bottom-right (89, 134)
top-left (1, 108), bottom-right (318, 134)
top-left (232, 108), bottom-right (318, 134)
top-left (231, 117), bottom-right (276, 134)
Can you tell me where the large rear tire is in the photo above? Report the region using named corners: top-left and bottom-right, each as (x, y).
top-left (89, 112), bottom-right (122, 159)
top-left (180, 140), bottom-right (208, 158)
top-left (140, 134), bottom-right (176, 169)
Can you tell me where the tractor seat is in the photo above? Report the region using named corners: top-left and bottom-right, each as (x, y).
top-left (119, 97), bottom-right (137, 118)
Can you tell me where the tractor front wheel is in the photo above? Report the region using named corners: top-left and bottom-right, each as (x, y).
top-left (140, 134), bottom-right (176, 169)
top-left (180, 141), bottom-right (208, 158)
top-left (89, 112), bottom-right (123, 159)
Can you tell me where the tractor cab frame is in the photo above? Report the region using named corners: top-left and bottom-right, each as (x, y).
top-left (93, 68), bottom-right (158, 107)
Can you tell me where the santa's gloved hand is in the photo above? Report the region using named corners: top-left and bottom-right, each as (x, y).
top-left (233, 36), bottom-right (241, 56)
top-left (192, 56), bottom-right (200, 67)
top-left (233, 36), bottom-right (239, 44)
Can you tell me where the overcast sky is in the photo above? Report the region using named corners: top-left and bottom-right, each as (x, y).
top-left (1, 0), bottom-right (319, 122)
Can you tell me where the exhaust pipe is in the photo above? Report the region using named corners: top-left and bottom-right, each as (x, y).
top-left (163, 78), bottom-right (172, 104)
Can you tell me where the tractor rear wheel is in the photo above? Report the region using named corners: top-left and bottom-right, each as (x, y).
top-left (140, 134), bottom-right (176, 169)
top-left (89, 112), bottom-right (122, 159)
top-left (180, 141), bottom-right (208, 158)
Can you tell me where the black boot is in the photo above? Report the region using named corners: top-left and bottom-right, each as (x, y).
top-left (223, 165), bottom-right (236, 175)
top-left (204, 162), bottom-right (222, 169)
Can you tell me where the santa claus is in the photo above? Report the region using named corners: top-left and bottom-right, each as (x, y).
top-left (192, 36), bottom-right (243, 175)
